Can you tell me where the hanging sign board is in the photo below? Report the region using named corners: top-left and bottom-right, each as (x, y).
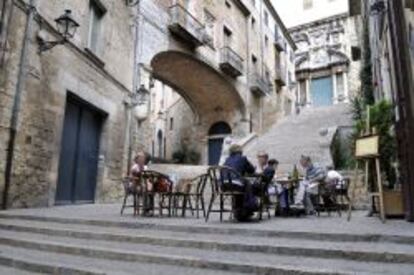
top-left (355, 135), bottom-right (379, 158)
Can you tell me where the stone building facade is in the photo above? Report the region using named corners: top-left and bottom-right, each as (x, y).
top-left (0, 0), bottom-right (296, 208)
top-left (0, 0), bottom-right (135, 208)
top-left (349, 0), bottom-right (414, 221)
top-left (288, 3), bottom-right (362, 109)
top-left (131, 0), bottom-right (296, 165)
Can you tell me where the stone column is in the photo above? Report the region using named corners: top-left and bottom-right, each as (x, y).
top-left (343, 71), bottom-right (350, 103)
top-left (332, 73), bottom-right (338, 104)
top-left (306, 78), bottom-right (311, 107)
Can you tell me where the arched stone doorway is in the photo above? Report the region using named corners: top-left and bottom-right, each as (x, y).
top-left (208, 122), bottom-right (232, 165)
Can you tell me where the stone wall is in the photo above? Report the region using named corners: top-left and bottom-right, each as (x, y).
top-left (0, 0), bottom-right (134, 208)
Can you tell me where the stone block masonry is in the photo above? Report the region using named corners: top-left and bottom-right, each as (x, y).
top-left (0, 0), bottom-right (134, 208)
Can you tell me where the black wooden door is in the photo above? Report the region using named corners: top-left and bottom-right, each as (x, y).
top-left (55, 97), bottom-right (103, 205)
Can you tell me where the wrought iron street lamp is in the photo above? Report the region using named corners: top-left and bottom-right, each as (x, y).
top-left (38, 10), bottom-right (79, 53)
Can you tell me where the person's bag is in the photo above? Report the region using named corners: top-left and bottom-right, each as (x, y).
top-left (155, 177), bottom-right (170, 193)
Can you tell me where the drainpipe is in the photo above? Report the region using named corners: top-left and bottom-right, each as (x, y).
top-left (126, 0), bottom-right (141, 175)
top-left (2, 0), bottom-right (37, 210)
top-left (259, 0), bottom-right (264, 133)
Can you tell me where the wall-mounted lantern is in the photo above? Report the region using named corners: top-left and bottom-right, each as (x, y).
top-left (38, 10), bottom-right (79, 53)
top-left (130, 84), bottom-right (150, 122)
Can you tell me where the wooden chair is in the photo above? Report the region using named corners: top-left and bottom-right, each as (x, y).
top-left (176, 174), bottom-right (209, 218)
top-left (134, 170), bottom-right (173, 217)
top-left (205, 166), bottom-right (246, 222)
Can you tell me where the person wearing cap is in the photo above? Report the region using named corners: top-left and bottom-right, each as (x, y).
top-left (291, 155), bottom-right (326, 215)
top-left (224, 144), bottom-right (255, 178)
top-left (223, 144), bottom-right (256, 221)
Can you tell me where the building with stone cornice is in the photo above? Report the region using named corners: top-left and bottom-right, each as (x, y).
top-left (274, 0), bottom-right (362, 109)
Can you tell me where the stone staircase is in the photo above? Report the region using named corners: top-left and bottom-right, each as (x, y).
top-left (0, 205), bottom-right (414, 274)
top-left (244, 104), bottom-right (353, 173)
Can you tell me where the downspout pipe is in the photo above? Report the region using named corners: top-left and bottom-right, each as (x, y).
top-left (126, 0), bottom-right (141, 175)
top-left (2, 0), bottom-right (37, 210)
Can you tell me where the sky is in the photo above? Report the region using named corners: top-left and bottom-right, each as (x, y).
top-left (271, 0), bottom-right (350, 28)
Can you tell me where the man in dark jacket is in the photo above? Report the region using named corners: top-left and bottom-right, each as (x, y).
top-left (223, 144), bottom-right (256, 221)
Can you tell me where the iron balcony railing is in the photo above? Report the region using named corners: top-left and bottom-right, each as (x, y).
top-left (219, 46), bottom-right (244, 77)
top-left (275, 62), bottom-right (287, 86)
top-left (168, 4), bottom-right (205, 46)
top-left (250, 73), bottom-right (269, 96)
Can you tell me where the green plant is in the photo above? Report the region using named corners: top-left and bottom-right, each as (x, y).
top-left (172, 145), bottom-right (201, 165)
top-left (172, 150), bottom-right (186, 163)
top-left (350, 99), bottom-right (397, 186)
top-left (369, 101), bottom-right (397, 185)
top-left (360, 21), bottom-right (375, 105)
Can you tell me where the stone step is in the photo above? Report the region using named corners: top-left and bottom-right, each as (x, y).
top-left (1, 213), bottom-right (414, 245)
top-left (244, 104), bottom-right (353, 168)
top-left (0, 245), bottom-right (239, 275)
top-left (0, 219), bottom-right (414, 264)
top-left (0, 265), bottom-right (41, 275)
top-left (1, 229), bottom-right (414, 274)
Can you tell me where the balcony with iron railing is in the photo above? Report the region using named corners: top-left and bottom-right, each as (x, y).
top-left (274, 34), bottom-right (286, 52)
top-left (219, 46), bottom-right (244, 77)
top-left (250, 73), bottom-right (269, 96)
top-left (275, 62), bottom-right (287, 86)
top-left (168, 4), bottom-right (205, 47)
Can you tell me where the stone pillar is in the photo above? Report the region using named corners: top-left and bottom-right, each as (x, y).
top-left (343, 71), bottom-right (350, 103)
top-left (306, 78), bottom-right (311, 106)
top-left (332, 73), bottom-right (338, 104)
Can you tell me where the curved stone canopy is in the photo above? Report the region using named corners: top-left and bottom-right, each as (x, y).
top-left (151, 51), bottom-right (246, 121)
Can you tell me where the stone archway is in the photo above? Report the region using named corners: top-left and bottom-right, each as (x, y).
top-left (150, 51), bottom-right (246, 123)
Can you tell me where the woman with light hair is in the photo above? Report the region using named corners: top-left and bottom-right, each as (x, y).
top-left (130, 151), bottom-right (153, 215)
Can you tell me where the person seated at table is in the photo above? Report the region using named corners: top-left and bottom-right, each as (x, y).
top-left (254, 153), bottom-right (278, 198)
top-left (321, 166), bottom-right (345, 207)
top-left (291, 155), bottom-right (326, 215)
top-left (130, 151), bottom-right (148, 177)
top-left (130, 151), bottom-right (154, 215)
top-left (325, 166), bottom-right (344, 189)
top-left (256, 152), bottom-right (277, 182)
top-left (223, 144), bottom-right (257, 221)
